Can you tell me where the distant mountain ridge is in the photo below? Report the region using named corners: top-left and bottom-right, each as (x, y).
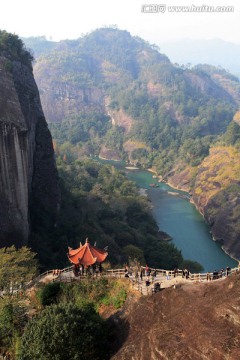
top-left (159, 38), bottom-right (240, 77)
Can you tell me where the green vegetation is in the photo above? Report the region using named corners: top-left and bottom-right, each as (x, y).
top-left (49, 112), bottom-right (111, 146)
top-left (30, 157), bottom-right (184, 271)
top-left (0, 241), bottom-right (131, 359)
top-left (27, 28), bottom-right (239, 177)
top-left (194, 146), bottom-right (240, 200)
top-left (19, 302), bottom-right (108, 360)
top-left (37, 282), bottom-right (61, 306)
top-left (37, 278), bottom-right (128, 311)
top-left (0, 246), bottom-right (38, 292)
top-left (0, 30), bottom-right (33, 67)
top-left (0, 247), bottom-right (37, 355)
top-left (224, 120), bottom-right (240, 147)
top-left (179, 260), bottom-right (204, 273)
top-left (21, 36), bottom-right (56, 57)
top-left (0, 299), bottom-right (27, 357)
top-left (0, 276), bottom-right (127, 358)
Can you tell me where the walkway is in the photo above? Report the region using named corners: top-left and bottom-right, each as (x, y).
top-left (25, 265), bottom-right (240, 296)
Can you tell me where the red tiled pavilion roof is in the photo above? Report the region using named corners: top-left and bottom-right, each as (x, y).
top-left (68, 238), bottom-right (108, 266)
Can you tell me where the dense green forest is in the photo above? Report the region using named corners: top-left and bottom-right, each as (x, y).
top-left (30, 156), bottom-right (188, 271)
top-left (24, 28), bottom-right (240, 176)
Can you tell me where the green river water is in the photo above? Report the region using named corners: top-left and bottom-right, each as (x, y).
top-left (98, 159), bottom-right (238, 271)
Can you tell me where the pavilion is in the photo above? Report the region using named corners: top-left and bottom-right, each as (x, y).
top-left (68, 238), bottom-right (108, 267)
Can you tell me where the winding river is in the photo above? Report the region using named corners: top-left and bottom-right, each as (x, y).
top-left (98, 159), bottom-right (238, 271)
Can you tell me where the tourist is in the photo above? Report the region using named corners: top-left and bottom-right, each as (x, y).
top-left (146, 278), bottom-right (151, 287)
top-left (124, 265), bottom-right (129, 278)
top-left (185, 269), bottom-right (189, 279)
top-left (152, 269), bottom-right (157, 282)
top-left (145, 265), bottom-right (149, 276)
top-left (140, 268), bottom-right (143, 281)
top-left (226, 266), bottom-right (231, 277)
top-left (166, 270), bottom-right (170, 280)
top-left (135, 269), bottom-right (139, 282)
top-left (152, 282), bottom-right (161, 294)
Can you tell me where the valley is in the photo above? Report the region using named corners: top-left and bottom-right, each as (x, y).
top-left (0, 27), bottom-right (240, 359)
top-left (23, 28), bottom-right (240, 261)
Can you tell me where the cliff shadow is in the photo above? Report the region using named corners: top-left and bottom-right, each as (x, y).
top-left (106, 310), bottom-right (130, 359)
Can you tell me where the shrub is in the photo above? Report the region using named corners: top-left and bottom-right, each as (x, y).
top-left (19, 303), bottom-right (108, 360)
top-left (38, 282), bottom-right (61, 306)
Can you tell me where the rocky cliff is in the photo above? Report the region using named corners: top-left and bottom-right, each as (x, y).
top-left (192, 146), bottom-right (240, 260)
top-left (0, 41), bottom-right (60, 247)
top-left (110, 273), bottom-right (240, 360)
top-left (167, 147), bottom-right (240, 260)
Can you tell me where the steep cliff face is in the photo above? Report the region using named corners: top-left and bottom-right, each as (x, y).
top-left (35, 80), bottom-right (105, 123)
top-left (0, 53), bottom-right (60, 247)
top-left (192, 147), bottom-right (240, 259)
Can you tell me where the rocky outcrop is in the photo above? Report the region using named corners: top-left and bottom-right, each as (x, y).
top-left (0, 55), bottom-right (60, 247)
top-left (34, 68), bottom-right (105, 123)
top-left (167, 163), bottom-right (197, 191)
top-left (164, 148), bottom-right (240, 260)
top-left (110, 274), bottom-right (240, 359)
top-left (107, 107), bottom-right (133, 134)
top-left (204, 186), bottom-right (240, 257)
top-left (192, 147), bottom-right (240, 259)
top-left (99, 145), bottom-right (122, 161)
top-left (185, 71), bottom-right (235, 102)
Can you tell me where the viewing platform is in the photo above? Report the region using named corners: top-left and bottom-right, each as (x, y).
top-left (24, 265), bottom-right (240, 297)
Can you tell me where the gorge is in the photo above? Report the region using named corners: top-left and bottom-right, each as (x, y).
top-left (0, 28), bottom-right (240, 360)
top-left (98, 159), bottom-right (238, 271)
top-left (23, 28), bottom-right (240, 261)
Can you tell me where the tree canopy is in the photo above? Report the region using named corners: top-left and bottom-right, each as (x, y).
top-left (0, 246), bottom-right (38, 291)
top-left (19, 303), bottom-right (108, 360)
top-left (0, 30), bottom-right (33, 67)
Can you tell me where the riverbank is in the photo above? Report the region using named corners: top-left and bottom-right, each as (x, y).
top-left (96, 158), bottom-right (238, 269)
top-left (147, 167), bottom-right (191, 193)
top-left (147, 187), bottom-right (238, 271)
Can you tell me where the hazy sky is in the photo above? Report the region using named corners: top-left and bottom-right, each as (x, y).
top-left (1, 0), bottom-right (240, 45)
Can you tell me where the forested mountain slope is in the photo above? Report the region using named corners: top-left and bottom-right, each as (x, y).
top-left (23, 28), bottom-right (240, 260)
top-left (23, 28), bottom-right (239, 171)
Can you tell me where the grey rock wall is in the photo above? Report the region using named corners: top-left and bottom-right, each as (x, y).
top-left (0, 55), bottom-right (60, 247)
